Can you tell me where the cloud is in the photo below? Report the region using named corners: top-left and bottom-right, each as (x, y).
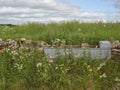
top-left (114, 0), bottom-right (120, 9)
top-left (0, 0), bottom-right (107, 24)
top-left (110, 0), bottom-right (120, 21)
top-left (101, 0), bottom-right (120, 9)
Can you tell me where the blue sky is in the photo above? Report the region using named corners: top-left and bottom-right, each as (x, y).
top-left (69, 0), bottom-right (118, 13)
top-left (0, 0), bottom-right (120, 24)
top-left (55, 0), bottom-right (119, 13)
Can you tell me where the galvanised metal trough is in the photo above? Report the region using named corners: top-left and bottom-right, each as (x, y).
top-left (44, 41), bottom-right (111, 60)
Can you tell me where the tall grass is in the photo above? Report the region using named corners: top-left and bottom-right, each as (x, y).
top-left (0, 48), bottom-right (120, 90)
top-left (0, 21), bottom-right (120, 45)
top-left (0, 21), bottom-right (120, 90)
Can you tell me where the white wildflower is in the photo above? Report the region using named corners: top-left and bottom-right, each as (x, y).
top-left (55, 67), bottom-right (58, 70)
top-left (87, 65), bottom-right (91, 69)
top-left (20, 38), bottom-right (26, 41)
top-left (49, 59), bottom-right (54, 63)
top-left (115, 77), bottom-right (120, 82)
top-left (4, 48), bottom-right (10, 52)
top-left (18, 64), bottom-right (23, 70)
top-left (20, 56), bottom-right (24, 59)
top-left (66, 50), bottom-right (72, 55)
top-left (89, 69), bottom-right (92, 72)
top-left (99, 73), bottom-right (107, 79)
top-left (11, 50), bottom-right (18, 55)
top-left (97, 62), bottom-right (106, 71)
top-left (0, 38), bottom-right (2, 41)
top-left (50, 56), bottom-right (55, 59)
top-left (56, 38), bottom-right (61, 42)
top-left (61, 39), bottom-right (66, 44)
top-left (14, 63), bottom-right (23, 70)
top-left (74, 54), bottom-right (79, 58)
top-left (36, 63), bottom-right (42, 67)
top-left (7, 39), bottom-right (12, 42)
top-left (86, 65), bottom-right (92, 72)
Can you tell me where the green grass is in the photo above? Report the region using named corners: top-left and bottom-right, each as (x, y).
top-left (0, 21), bottom-right (120, 90)
top-left (0, 21), bottom-right (120, 45)
top-left (0, 48), bottom-right (120, 90)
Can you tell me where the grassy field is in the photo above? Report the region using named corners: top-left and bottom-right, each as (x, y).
top-left (0, 21), bottom-right (120, 45)
top-left (0, 48), bottom-right (120, 90)
top-left (0, 21), bottom-right (120, 90)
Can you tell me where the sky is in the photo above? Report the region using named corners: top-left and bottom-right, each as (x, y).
top-left (0, 0), bottom-right (120, 24)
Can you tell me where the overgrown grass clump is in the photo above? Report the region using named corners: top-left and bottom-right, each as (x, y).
top-left (0, 49), bottom-right (120, 90)
top-left (0, 22), bottom-right (120, 90)
top-left (0, 21), bottom-right (120, 45)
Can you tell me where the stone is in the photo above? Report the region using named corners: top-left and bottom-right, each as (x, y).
top-left (81, 43), bottom-right (90, 48)
top-left (99, 41), bottom-right (111, 49)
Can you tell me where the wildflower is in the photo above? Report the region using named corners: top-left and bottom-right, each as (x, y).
top-left (87, 65), bottom-right (90, 69)
top-left (20, 38), bottom-right (26, 41)
top-left (0, 38), bottom-right (2, 41)
top-left (65, 68), bottom-right (69, 71)
top-left (61, 39), bottom-right (66, 44)
top-left (49, 59), bottom-right (54, 63)
top-left (50, 56), bottom-right (55, 59)
top-left (6, 39), bottom-right (12, 42)
top-left (99, 73), bottom-right (107, 79)
top-left (103, 24), bottom-right (106, 27)
top-left (37, 70), bottom-right (40, 74)
top-left (14, 63), bottom-right (23, 70)
top-left (56, 38), bottom-right (61, 42)
top-left (74, 54), bottom-right (79, 58)
top-left (78, 28), bottom-right (82, 32)
top-left (86, 65), bottom-right (92, 72)
top-left (84, 63), bottom-right (87, 66)
top-left (89, 69), bottom-right (92, 72)
top-left (36, 63), bottom-right (42, 67)
top-left (18, 64), bottom-right (23, 70)
top-left (59, 64), bottom-right (64, 67)
top-left (19, 56), bottom-right (24, 59)
top-left (11, 50), bottom-right (18, 55)
top-left (97, 62), bottom-right (106, 71)
top-left (97, 67), bottom-right (101, 71)
top-left (65, 50), bottom-right (72, 55)
top-left (4, 48), bottom-right (10, 52)
top-left (55, 66), bottom-right (58, 70)
top-left (115, 77), bottom-right (120, 82)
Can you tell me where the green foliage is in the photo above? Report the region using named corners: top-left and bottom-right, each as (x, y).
top-left (0, 21), bottom-right (120, 90)
top-left (0, 49), bottom-right (120, 90)
top-left (0, 21), bottom-right (120, 45)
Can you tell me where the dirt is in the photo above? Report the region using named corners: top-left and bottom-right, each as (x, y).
top-left (112, 52), bottom-right (120, 62)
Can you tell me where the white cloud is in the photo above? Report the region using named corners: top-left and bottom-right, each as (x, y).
top-left (105, 0), bottom-right (120, 22)
top-left (0, 0), bottom-right (108, 24)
